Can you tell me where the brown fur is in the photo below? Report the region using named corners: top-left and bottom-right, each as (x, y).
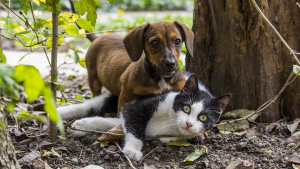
top-left (85, 21), bottom-right (194, 117)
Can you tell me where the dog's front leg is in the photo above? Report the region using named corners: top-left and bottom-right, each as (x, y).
top-left (117, 90), bottom-right (134, 117)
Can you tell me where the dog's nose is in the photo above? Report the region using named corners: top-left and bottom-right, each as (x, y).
top-left (186, 122), bottom-right (193, 129)
top-left (164, 59), bottom-right (175, 69)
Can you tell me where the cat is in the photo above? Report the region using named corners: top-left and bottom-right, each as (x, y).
top-left (58, 73), bottom-right (231, 161)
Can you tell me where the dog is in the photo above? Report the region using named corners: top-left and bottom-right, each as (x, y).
top-left (59, 20), bottom-right (194, 119)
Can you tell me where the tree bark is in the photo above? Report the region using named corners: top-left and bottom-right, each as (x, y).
top-left (0, 110), bottom-right (21, 169)
top-left (187, 0), bottom-right (300, 122)
top-left (49, 3), bottom-right (58, 143)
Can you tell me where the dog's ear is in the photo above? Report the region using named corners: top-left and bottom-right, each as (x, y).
top-left (173, 21), bottom-right (194, 57)
top-left (123, 22), bottom-right (150, 62)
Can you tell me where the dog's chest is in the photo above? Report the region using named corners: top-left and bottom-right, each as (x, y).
top-left (154, 79), bottom-right (170, 94)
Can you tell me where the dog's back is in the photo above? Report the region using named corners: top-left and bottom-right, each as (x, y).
top-left (86, 34), bottom-right (132, 97)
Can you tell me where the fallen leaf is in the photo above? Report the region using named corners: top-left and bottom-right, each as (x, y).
top-left (287, 152), bottom-right (300, 164)
top-left (223, 109), bottom-right (258, 121)
top-left (226, 159), bottom-right (254, 169)
top-left (144, 163), bottom-right (157, 169)
top-left (29, 140), bottom-right (55, 151)
top-left (166, 140), bottom-right (192, 147)
top-left (292, 164), bottom-right (300, 169)
top-left (217, 119), bottom-right (249, 132)
top-left (81, 165), bottom-right (104, 169)
top-left (18, 150), bottom-right (41, 164)
top-left (41, 150), bottom-right (52, 159)
top-left (288, 118), bottom-right (300, 135)
top-left (32, 158), bottom-right (52, 169)
top-left (9, 127), bottom-right (23, 136)
top-left (184, 146), bottom-right (207, 162)
top-left (233, 129), bottom-right (262, 137)
top-left (287, 131), bottom-right (300, 144)
top-left (19, 138), bottom-right (35, 145)
top-left (97, 125), bottom-right (124, 142)
top-left (266, 122), bottom-right (279, 133)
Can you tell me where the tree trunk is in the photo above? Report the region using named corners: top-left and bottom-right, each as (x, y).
top-left (187, 0), bottom-right (300, 122)
top-left (0, 110), bottom-right (21, 169)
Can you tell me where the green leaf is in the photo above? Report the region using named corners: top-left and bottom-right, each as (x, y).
top-left (13, 65), bottom-right (44, 103)
top-left (178, 59), bottom-right (184, 70)
top-left (50, 147), bottom-right (61, 157)
top-left (183, 147), bottom-right (208, 162)
top-left (19, 0), bottom-right (30, 15)
top-left (107, 0), bottom-right (113, 6)
top-left (26, 39), bottom-right (39, 48)
top-left (79, 57), bottom-right (86, 68)
top-left (46, 35), bottom-right (63, 49)
top-left (17, 52), bottom-right (32, 64)
top-left (100, 141), bottom-right (109, 147)
top-left (76, 18), bottom-right (94, 33)
top-left (64, 24), bottom-right (79, 37)
top-left (68, 49), bottom-right (80, 64)
top-left (58, 35), bottom-right (64, 46)
top-left (42, 88), bottom-right (65, 137)
top-left (74, 0), bottom-right (97, 26)
top-left (0, 49), bottom-right (6, 63)
top-left (46, 0), bottom-right (62, 15)
top-left (166, 140), bottom-right (192, 147)
top-left (15, 31), bottom-right (32, 35)
top-left (74, 94), bottom-right (85, 101)
top-left (34, 19), bottom-right (48, 29)
top-left (293, 65), bottom-right (300, 75)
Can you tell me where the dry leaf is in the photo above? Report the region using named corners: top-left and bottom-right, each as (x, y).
top-left (144, 163), bottom-right (158, 169)
top-left (288, 118), bottom-right (300, 135)
top-left (97, 125), bottom-right (124, 142)
top-left (287, 152), bottom-right (300, 164)
top-left (287, 131), bottom-right (300, 144)
top-left (226, 159), bottom-right (254, 169)
top-left (32, 158), bottom-right (52, 169)
top-left (18, 150), bottom-right (41, 164)
top-left (266, 122), bottom-right (279, 133)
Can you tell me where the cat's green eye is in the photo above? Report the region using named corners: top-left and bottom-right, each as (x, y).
top-left (183, 105), bottom-right (190, 113)
top-left (199, 115), bottom-right (207, 121)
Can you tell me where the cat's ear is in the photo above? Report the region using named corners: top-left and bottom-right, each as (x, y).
top-left (211, 94), bottom-right (231, 113)
top-left (181, 74), bottom-right (199, 95)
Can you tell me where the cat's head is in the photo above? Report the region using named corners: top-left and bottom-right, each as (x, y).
top-left (173, 74), bottom-right (231, 138)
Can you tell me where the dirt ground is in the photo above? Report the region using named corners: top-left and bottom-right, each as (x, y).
top-left (8, 71), bottom-right (300, 169)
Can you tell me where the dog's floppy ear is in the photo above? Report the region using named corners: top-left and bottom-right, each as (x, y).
top-left (123, 22), bottom-right (150, 62)
top-left (173, 21), bottom-right (194, 57)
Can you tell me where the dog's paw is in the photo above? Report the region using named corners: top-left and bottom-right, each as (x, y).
top-left (123, 147), bottom-right (143, 161)
top-left (67, 120), bottom-right (87, 137)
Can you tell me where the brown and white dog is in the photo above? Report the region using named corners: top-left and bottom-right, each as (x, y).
top-left (58, 21), bottom-right (194, 119)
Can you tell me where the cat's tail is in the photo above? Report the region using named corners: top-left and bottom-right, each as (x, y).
top-left (57, 92), bottom-right (118, 120)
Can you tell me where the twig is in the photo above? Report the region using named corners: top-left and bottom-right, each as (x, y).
top-left (140, 146), bottom-right (158, 162)
top-left (64, 115), bottom-right (80, 128)
top-left (114, 141), bottom-right (136, 169)
top-left (214, 71), bottom-right (298, 127)
top-left (62, 29), bottom-right (130, 37)
top-left (251, 0), bottom-right (300, 66)
top-left (68, 127), bottom-right (124, 136)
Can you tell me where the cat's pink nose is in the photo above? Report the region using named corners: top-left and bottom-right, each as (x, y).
top-left (186, 122), bottom-right (193, 128)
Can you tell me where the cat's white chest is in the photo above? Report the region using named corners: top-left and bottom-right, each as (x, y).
top-left (145, 93), bottom-right (181, 136)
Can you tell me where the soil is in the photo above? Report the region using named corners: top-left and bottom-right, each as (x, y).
top-left (8, 72), bottom-right (299, 169)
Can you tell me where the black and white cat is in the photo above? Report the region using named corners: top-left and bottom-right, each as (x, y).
top-left (58, 73), bottom-right (231, 161)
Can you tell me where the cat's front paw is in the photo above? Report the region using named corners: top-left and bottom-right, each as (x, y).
top-left (67, 120), bottom-right (87, 137)
top-left (123, 147), bottom-right (143, 161)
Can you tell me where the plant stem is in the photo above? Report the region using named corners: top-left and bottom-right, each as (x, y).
top-left (49, 2), bottom-right (58, 143)
top-left (7, 0), bottom-right (9, 32)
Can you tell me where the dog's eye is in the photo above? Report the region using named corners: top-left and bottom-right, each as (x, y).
top-left (174, 39), bottom-right (181, 46)
top-left (183, 105), bottom-right (190, 113)
top-left (150, 40), bottom-right (159, 47)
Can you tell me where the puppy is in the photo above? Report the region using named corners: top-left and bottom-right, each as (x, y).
top-left (59, 21), bottom-right (194, 119)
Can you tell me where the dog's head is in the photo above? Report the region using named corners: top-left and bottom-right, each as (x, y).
top-left (123, 21), bottom-right (194, 78)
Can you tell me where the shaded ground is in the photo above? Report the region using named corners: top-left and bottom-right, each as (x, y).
top-left (8, 72), bottom-right (299, 169)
